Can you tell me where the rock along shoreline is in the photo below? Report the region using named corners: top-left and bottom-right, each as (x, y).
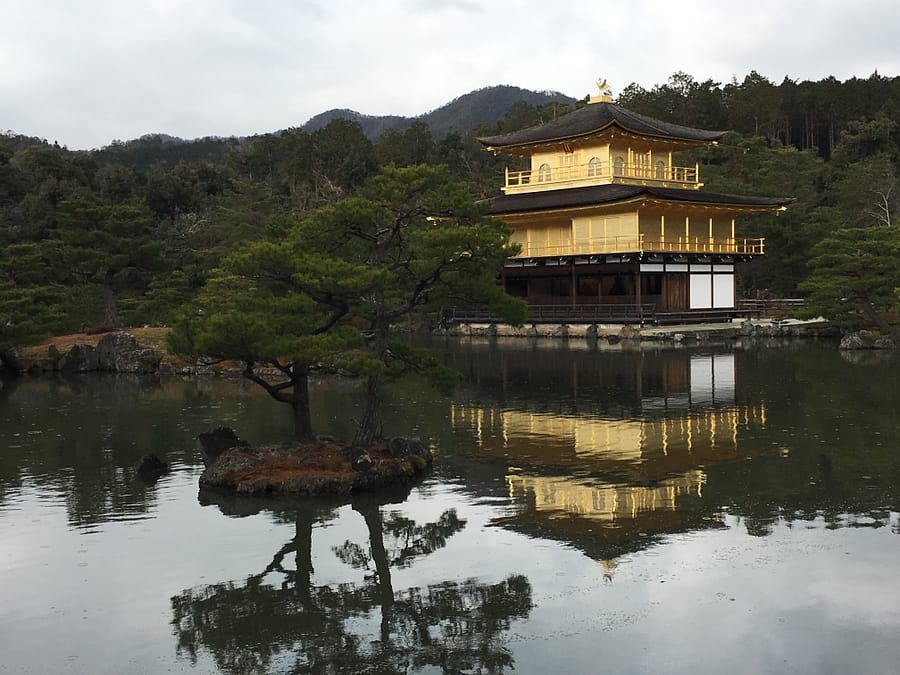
top-left (6, 320), bottom-right (896, 380)
top-left (197, 428), bottom-right (434, 497)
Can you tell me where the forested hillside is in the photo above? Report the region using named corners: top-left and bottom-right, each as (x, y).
top-left (90, 85), bottom-right (577, 169)
top-left (2, 71), bottom-right (899, 368)
top-left (302, 85), bottom-right (578, 138)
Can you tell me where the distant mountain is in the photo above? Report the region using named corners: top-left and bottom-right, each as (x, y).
top-left (88, 85), bottom-right (578, 167)
top-left (301, 85), bottom-right (579, 139)
top-left (421, 85), bottom-right (579, 137)
top-left (301, 109), bottom-right (413, 138)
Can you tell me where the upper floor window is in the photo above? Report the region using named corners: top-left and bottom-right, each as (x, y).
top-left (588, 157), bottom-right (602, 177)
top-left (613, 157), bottom-right (625, 176)
top-left (538, 163), bottom-right (552, 182)
top-left (655, 161), bottom-right (666, 179)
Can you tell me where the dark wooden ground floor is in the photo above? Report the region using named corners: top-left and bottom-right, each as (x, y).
top-left (501, 258), bottom-right (739, 313)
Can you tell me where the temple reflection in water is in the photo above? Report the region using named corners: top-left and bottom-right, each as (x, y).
top-left (447, 348), bottom-right (771, 569)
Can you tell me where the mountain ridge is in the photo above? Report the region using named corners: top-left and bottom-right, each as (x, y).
top-left (300, 85), bottom-right (579, 139)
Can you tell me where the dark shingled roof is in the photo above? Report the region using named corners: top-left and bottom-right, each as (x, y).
top-left (488, 184), bottom-right (794, 215)
top-left (479, 101), bottom-right (725, 150)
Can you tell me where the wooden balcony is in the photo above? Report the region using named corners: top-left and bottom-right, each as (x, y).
top-left (504, 161), bottom-right (700, 194)
top-left (512, 234), bottom-right (765, 258)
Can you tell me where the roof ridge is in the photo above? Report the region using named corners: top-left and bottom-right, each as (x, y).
top-left (479, 101), bottom-right (724, 149)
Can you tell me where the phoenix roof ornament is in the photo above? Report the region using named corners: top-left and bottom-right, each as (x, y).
top-left (590, 77), bottom-right (613, 104)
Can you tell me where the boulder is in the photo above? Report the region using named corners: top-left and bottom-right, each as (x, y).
top-left (96, 332), bottom-right (161, 373)
top-left (59, 343), bottom-right (99, 373)
top-left (136, 453), bottom-right (170, 481)
top-left (27, 344), bottom-right (63, 373)
top-left (838, 330), bottom-right (899, 350)
top-left (382, 436), bottom-right (433, 464)
top-left (0, 349), bottom-right (24, 373)
top-left (339, 445), bottom-right (374, 472)
top-left (619, 325), bottom-right (641, 340)
top-left (200, 445), bottom-right (264, 489)
top-left (874, 335), bottom-right (896, 350)
top-left (198, 427), bottom-right (251, 466)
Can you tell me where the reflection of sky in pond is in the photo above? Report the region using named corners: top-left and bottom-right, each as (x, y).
top-left (2, 343), bottom-right (899, 673)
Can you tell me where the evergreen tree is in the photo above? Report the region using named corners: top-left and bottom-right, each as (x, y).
top-left (302, 164), bottom-right (526, 446)
top-left (799, 225), bottom-right (900, 330)
top-left (170, 165), bottom-right (525, 444)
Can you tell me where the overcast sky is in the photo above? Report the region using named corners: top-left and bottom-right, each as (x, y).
top-left (3, 0), bottom-right (899, 150)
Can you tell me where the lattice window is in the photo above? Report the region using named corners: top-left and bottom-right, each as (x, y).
top-left (560, 154), bottom-right (576, 179)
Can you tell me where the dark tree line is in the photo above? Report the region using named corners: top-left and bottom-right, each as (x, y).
top-left (618, 70), bottom-right (900, 160)
top-left (2, 69), bottom-right (899, 369)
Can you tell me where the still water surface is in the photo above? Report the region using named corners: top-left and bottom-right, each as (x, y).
top-left (1, 339), bottom-right (898, 674)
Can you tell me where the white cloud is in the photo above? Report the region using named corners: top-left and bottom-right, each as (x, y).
top-left (2, 0), bottom-right (899, 149)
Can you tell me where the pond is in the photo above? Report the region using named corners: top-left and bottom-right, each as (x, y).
top-left (1, 338), bottom-right (898, 674)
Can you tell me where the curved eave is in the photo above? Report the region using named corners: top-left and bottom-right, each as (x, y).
top-left (481, 121), bottom-right (718, 155)
top-left (488, 184), bottom-right (794, 217)
top-left (478, 102), bottom-right (726, 153)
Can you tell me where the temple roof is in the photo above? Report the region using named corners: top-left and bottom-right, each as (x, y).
top-left (479, 101), bottom-right (725, 151)
top-left (488, 184), bottom-right (794, 215)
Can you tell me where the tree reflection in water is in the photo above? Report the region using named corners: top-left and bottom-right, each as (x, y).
top-left (171, 490), bottom-right (532, 674)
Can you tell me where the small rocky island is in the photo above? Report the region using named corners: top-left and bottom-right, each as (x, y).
top-left (197, 427), bottom-right (433, 496)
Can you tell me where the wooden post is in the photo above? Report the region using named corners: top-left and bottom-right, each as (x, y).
top-left (571, 264), bottom-right (577, 308)
top-left (635, 265), bottom-right (642, 318)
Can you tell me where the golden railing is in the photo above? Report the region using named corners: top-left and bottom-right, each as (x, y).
top-left (504, 161), bottom-right (700, 192)
top-left (512, 235), bottom-right (765, 258)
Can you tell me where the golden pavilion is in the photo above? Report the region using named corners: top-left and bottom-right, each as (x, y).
top-left (478, 79), bottom-right (793, 320)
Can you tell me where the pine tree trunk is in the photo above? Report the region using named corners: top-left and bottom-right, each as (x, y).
top-left (103, 279), bottom-right (121, 328)
top-left (354, 310), bottom-right (388, 448)
top-left (354, 371), bottom-right (381, 448)
top-left (290, 364), bottom-right (315, 443)
top-left (858, 296), bottom-right (892, 333)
